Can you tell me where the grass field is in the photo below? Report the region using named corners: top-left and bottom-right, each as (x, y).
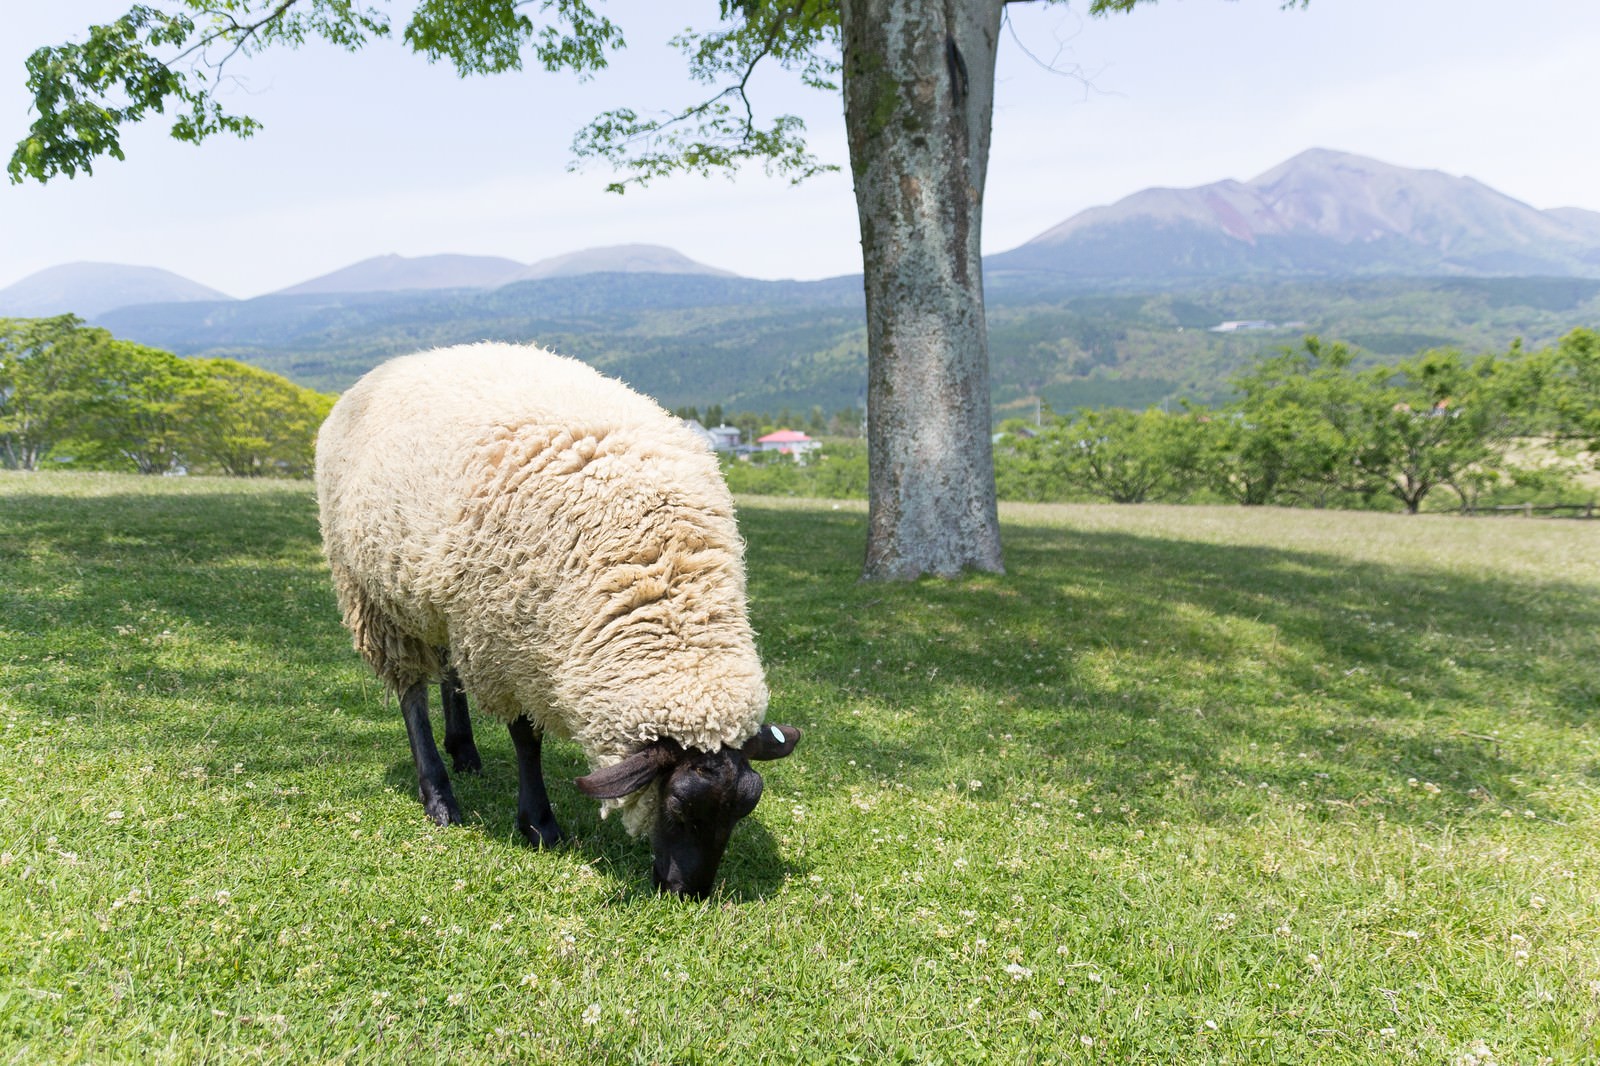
top-left (1, 471), bottom-right (1596, 1064)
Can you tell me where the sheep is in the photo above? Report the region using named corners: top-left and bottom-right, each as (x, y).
top-left (314, 342), bottom-right (800, 898)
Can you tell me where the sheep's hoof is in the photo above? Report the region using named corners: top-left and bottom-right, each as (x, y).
top-left (519, 816), bottom-right (565, 849)
top-left (421, 786), bottom-right (463, 827)
top-left (447, 744), bottom-right (483, 774)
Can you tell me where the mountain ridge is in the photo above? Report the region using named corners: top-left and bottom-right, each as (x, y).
top-left (990, 148), bottom-right (1600, 280)
top-left (271, 243), bottom-right (737, 297)
top-left (1, 244), bottom-right (741, 318)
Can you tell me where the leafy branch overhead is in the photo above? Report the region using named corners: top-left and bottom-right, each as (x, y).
top-left (7, 0), bottom-right (623, 184)
top-left (569, 1), bottom-right (842, 192)
top-left (8, 0), bottom-right (1307, 188)
top-left (7, 0), bottom-right (835, 189)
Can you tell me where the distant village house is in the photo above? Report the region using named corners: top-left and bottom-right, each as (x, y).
top-left (679, 419), bottom-right (758, 455)
top-left (707, 424), bottom-right (743, 452)
top-left (757, 429), bottom-right (820, 457)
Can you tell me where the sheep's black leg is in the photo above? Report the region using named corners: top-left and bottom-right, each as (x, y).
top-left (508, 715), bottom-right (564, 847)
top-left (440, 666), bottom-right (482, 773)
top-left (400, 680), bottom-right (462, 827)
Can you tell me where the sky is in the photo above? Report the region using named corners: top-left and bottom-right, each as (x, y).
top-left (2, 0), bottom-right (1598, 298)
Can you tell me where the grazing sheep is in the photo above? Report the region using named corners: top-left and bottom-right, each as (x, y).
top-left (315, 342), bottom-right (800, 897)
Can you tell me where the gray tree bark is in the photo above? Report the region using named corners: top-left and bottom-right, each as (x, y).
top-left (841, 0), bottom-right (1006, 580)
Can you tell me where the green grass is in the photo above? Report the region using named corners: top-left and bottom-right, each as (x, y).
top-left (2, 472), bottom-right (1596, 1063)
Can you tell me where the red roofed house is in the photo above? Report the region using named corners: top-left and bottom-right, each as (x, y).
top-left (756, 429), bottom-right (821, 457)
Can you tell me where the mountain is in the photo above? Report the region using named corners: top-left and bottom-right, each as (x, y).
top-left (273, 253), bottom-right (529, 295)
top-left (0, 262), bottom-right (234, 319)
top-left (271, 244), bottom-right (737, 296)
top-left (515, 244), bottom-right (738, 282)
top-left (989, 148), bottom-right (1600, 282)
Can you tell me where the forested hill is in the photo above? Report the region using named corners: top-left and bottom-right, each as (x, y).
top-left (97, 272), bottom-right (869, 409)
top-left (95, 272), bottom-right (1600, 417)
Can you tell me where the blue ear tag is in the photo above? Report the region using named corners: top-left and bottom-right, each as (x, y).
top-left (770, 725), bottom-right (785, 743)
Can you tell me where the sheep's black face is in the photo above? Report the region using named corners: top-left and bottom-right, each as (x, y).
top-left (651, 748), bottom-right (765, 899)
top-left (574, 725), bottom-right (801, 899)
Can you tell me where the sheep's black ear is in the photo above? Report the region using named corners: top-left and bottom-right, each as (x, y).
top-left (739, 724), bottom-right (801, 761)
top-left (574, 741), bottom-right (679, 799)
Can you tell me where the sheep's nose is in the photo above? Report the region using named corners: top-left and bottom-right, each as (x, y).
top-left (653, 865), bottom-right (711, 900)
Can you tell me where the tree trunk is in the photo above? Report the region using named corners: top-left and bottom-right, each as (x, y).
top-left (840, 0), bottom-right (1005, 580)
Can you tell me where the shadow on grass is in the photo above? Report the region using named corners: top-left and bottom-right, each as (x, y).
top-left (738, 503), bottom-right (1600, 825)
top-left (5, 481), bottom-right (1596, 873)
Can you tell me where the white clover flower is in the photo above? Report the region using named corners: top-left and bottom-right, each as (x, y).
top-left (581, 1004), bottom-right (602, 1027)
top-left (1004, 963), bottom-right (1033, 981)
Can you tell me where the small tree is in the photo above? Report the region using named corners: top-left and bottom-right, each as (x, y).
top-left (1539, 328), bottom-right (1600, 466)
top-left (71, 340), bottom-right (210, 474)
top-left (1355, 350), bottom-right (1523, 514)
top-left (189, 358), bottom-right (335, 476)
top-left (1022, 406), bottom-right (1199, 504)
top-left (1209, 338), bottom-right (1366, 507)
top-left (0, 315), bottom-right (117, 469)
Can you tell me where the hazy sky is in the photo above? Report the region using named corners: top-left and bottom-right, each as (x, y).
top-left (3, 0), bottom-right (1598, 297)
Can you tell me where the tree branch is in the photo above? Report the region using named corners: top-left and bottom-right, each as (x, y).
top-left (570, 0), bottom-right (840, 192)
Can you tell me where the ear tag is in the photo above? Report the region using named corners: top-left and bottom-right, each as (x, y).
top-left (770, 725), bottom-right (785, 742)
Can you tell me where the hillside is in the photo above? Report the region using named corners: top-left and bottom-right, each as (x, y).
top-left (97, 272), bottom-right (871, 409)
top-left (95, 272), bottom-right (1600, 415)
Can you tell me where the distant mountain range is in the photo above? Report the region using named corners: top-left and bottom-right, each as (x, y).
top-left (0, 243), bottom-right (738, 317)
top-left (274, 244), bottom-right (736, 296)
top-left (5, 149), bottom-right (1600, 323)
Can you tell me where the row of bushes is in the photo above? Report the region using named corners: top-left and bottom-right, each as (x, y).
top-left (996, 331), bottom-right (1599, 513)
top-left (726, 331), bottom-right (1600, 513)
top-left (0, 316), bottom-right (333, 476)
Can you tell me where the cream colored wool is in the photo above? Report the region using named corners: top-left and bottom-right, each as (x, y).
top-left (315, 342), bottom-right (769, 834)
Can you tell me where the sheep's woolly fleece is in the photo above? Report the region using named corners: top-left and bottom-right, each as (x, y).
top-left (315, 342), bottom-right (769, 833)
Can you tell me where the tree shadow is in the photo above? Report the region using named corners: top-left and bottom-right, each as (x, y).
top-left (737, 501), bottom-right (1600, 827)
